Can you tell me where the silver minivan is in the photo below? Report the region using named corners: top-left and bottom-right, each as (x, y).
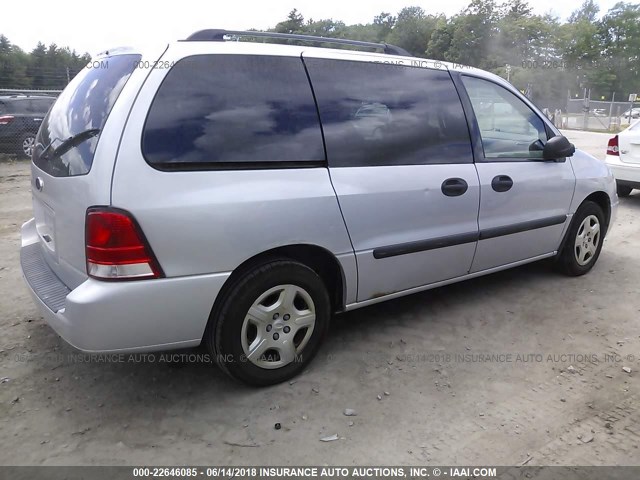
top-left (21, 30), bottom-right (617, 385)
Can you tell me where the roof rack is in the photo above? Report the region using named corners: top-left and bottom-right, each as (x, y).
top-left (184, 29), bottom-right (412, 57)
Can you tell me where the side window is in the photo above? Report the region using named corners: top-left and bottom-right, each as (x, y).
top-left (143, 55), bottom-right (325, 167)
top-left (305, 59), bottom-right (473, 167)
top-left (31, 99), bottom-right (54, 113)
top-left (461, 76), bottom-right (547, 160)
top-left (6, 100), bottom-right (27, 114)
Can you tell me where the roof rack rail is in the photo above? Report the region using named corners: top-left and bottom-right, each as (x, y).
top-left (184, 29), bottom-right (412, 57)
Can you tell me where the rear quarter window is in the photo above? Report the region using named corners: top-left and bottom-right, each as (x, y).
top-left (142, 54), bottom-right (325, 169)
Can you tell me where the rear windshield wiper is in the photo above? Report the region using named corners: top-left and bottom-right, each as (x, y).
top-left (41, 128), bottom-right (101, 161)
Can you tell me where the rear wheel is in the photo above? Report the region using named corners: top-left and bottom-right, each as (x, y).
top-left (205, 259), bottom-right (330, 386)
top-left (16, 132), bottom-right (36, 160)
top-left (556, 201), bottom-right (605, 276)
top-left (616, 182), bottom-right (633, 197)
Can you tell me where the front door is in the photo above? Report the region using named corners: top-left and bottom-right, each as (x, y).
top-left (458, 75), bottom-right (575, 273)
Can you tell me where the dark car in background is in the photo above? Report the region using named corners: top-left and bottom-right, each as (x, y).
top-left (0, 95), bottom-right (56, 159)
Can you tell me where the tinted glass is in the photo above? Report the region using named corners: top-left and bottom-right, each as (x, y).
top-left (462, 76), bottom-right (547, 159)
top-left (143, 55), bottom-right (324, 167)
top-left (30, 98), bottom-right (55, 113)
top-left (3, 100), bottom-right (29, 114)
top-left (305, 59), bottom-right (472, 167)
top-left (33, 54), bottom-right (140, 176)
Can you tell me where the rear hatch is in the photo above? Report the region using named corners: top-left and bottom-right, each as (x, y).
top-left (619, 121), bottom-right (640, 164)
top-left (30, 53), bottom-right (141, 289)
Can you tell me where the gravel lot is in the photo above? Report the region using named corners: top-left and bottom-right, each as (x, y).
top-left (0, 130), bottom-right (639, 466)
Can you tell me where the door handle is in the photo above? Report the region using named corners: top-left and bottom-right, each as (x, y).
top-left (491, 175), bottom-right (513, 192)
top-left (441, 178), bottom-right (468, 197)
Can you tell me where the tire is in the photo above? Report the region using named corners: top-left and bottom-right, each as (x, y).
top-left (16, 132), bottom-right (36, 160)
top-left (205, 259), bottom-right (331, 386)
top-left (556, 201), bottom-right (605, 276)
top-left (616, 182), bottom-right (633, 198)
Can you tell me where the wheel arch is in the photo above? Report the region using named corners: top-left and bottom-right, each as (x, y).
top-left (558, 191), bottom-right (611, 255)
top-left (582, 191), bottom-right (611, 234)
top-left (209, 244), bottom-right (347, 325)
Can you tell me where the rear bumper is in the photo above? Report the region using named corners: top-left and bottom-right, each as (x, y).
top-left (20, 218), bottom-right (231, 353)
top-left (605, 155), bottom-right (640, 186)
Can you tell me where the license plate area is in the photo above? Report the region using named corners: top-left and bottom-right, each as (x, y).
top-left (33, 196), bottom-right (56, 256)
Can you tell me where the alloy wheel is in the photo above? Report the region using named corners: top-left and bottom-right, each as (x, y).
top-left (22, 136), bottom-right (35, 157)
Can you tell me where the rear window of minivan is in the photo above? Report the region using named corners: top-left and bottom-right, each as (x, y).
top-left (142, 55), bottom-right (325, 169)
top-left (33, 54), bottom-right (140, 177)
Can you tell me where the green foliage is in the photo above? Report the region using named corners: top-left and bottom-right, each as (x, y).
top-left (0, 35), bottom-right (90, 90)
top-left (265, 2), bottom-right (640, 107)
top-left (386, 7), bottom-right (440, 57)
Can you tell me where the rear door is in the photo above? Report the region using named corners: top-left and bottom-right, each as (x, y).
top-left (30, 54), bottom-right (142, 288)
top-left (619, 122), bottom-right (640, 164)
top-left (304, 53), bottom-right (480, 302)
top-left (457, 74), bottom-right (575, 272)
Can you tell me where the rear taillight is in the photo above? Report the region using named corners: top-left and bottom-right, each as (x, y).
top-left (607, 135), bottom-right (619, 156)
top-left (85, 208), bottom-right (163, 280)
top-left (0, 115), bottom-right (14, 125)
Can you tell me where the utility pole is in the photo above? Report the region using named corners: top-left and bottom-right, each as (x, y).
top-left (608, 92), bottom-right (615, 130)
top-left (66, 67), bottom-right (70, 84)
top-left (582, 88), bottom-right (589, 130)
top-left (629, 93), bottom-right (637, 124)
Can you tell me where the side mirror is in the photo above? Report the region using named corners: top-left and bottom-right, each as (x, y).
top-left (543, 135), bottom-right (575, 160)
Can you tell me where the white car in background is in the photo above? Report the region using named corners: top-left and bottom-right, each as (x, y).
top-left (622, 108), bottom-right (640, 120)
top-left (606, 121), bottom-right (640, 197)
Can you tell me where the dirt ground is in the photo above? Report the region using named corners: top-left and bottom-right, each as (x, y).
top-left (0, 131), bottom-right (639, 466)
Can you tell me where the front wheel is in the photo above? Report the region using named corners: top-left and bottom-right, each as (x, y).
top-left (205, 259), bottom-right (331, 386)
top-left (556, 201), bottom-right (605, 276)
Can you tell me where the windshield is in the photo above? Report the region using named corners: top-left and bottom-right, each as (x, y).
top-left (33, 54), bottom-right (140, 177)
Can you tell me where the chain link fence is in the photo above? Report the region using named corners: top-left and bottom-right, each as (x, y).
top-left (0, 89), bottom-right (61, 159)
top-left (560, 97), bottom-right (638, 132)
top-left (537, 89), bottom-right (639, 133)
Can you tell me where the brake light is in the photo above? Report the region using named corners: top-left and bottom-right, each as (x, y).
top-left (607, 135), bottom-right (619, 156)
top-left (0, 115), bottom-right (14, 125)
top-left (85, 208), bottom-right (163, 280)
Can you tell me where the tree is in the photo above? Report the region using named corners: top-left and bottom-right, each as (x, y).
top-left (447, 0), bottom-right (500, 69)
top-left (26, 42), bottom-right (47, 89)
top-left (568, 0), bottom-right (600, 23)
top-left (426, 17), bottom-right (454, 60)
top-left (600, 2), bottom-right (640, 98)
top-left (305, 19), bottom-right (347, 38)
top-left (0, 36), bottom-right (91, 90)
top-left (373, 12), bottom-right (396, 41)
top-left (386, 7), bottom-right (439, 56)
top-left (275, 9), bottom-right (305, 34)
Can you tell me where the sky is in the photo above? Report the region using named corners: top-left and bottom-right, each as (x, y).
top-left (1, 0), bottom-right (623, 56)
